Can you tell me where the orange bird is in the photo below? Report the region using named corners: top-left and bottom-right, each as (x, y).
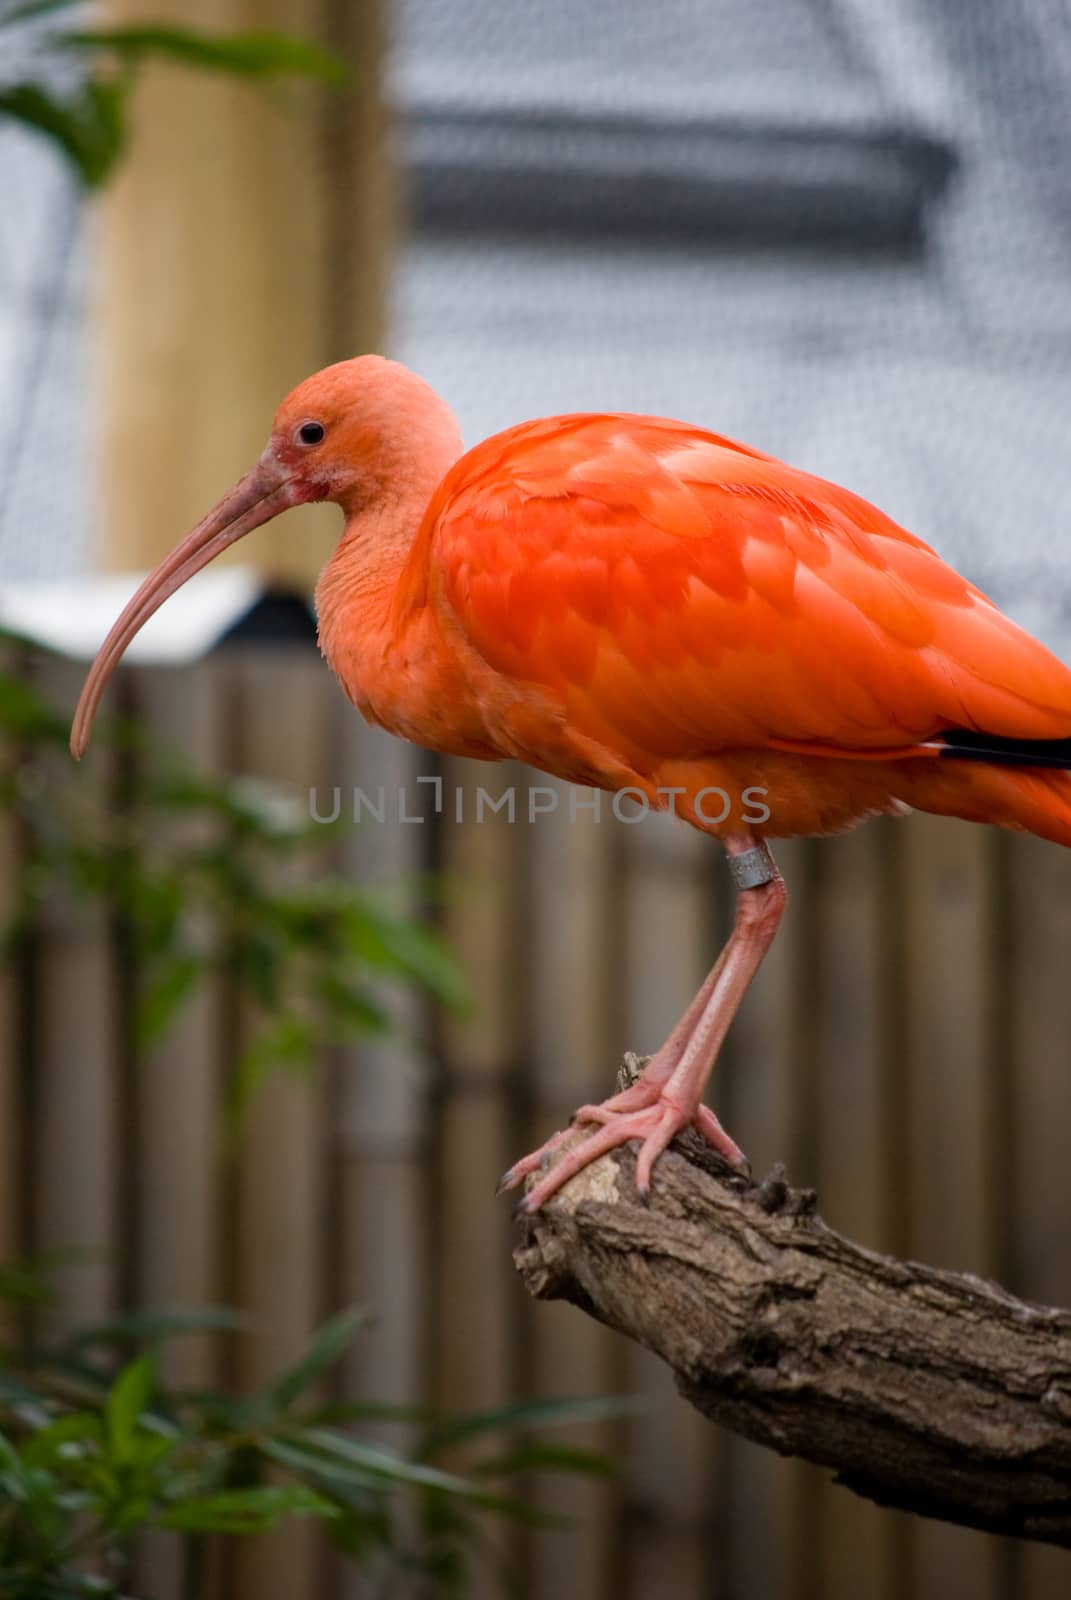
top-left (72, 357), bottom-right (1071, 1212)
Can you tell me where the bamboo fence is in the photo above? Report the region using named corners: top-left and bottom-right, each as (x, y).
top-left (4, 644), bottom-right (1071, 1600)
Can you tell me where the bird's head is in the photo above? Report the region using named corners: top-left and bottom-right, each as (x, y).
top-left (69, 355), bottom-right (461, 759)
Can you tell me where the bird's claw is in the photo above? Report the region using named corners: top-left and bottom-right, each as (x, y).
top-left (502, 1095), bottom-right (749, 1217)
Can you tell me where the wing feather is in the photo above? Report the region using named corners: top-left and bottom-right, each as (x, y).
top-left (419, 414), bottom-right (1071, 764)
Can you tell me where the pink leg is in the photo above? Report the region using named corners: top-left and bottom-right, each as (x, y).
top-left (498, 847), bottom-right (769, 1196)
top-left (572, 941), bottom-right (733, 1115)
top-left (497, 937), bottom-right (734, 1195)
top-left (506, 839), bottom-right (788, 1213)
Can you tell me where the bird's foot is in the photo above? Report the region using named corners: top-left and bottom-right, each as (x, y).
top-left (498, 1084), bottom-right (748, 1216)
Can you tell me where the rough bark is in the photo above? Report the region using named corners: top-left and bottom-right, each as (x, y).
top-left (512, 1122), bottom-right (1071, 1548)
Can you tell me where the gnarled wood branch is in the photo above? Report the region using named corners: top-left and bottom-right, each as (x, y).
top-left (512, 1124), bottom-right (1071, 1548)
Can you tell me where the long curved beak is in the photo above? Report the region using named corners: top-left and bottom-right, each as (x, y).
top-left (70, 452), bottom-right (298, 759)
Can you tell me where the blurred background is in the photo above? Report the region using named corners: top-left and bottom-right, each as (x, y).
top-left (2, 1), bottom-right (1071, 1598)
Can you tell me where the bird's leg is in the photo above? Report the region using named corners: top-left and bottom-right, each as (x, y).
top-left (520, 879), bottom-right (763, 1153)
top-left (505, 839), bottom-right (786, 1213)
top-left (575, 947), bottom-right (732, 1109)
top-left (495, 951), bottom-right (732, 1195)
top-left (629, 842), bottom-right (786, 1192)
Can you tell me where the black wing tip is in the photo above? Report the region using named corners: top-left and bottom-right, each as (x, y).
top-left (939, 729), bottom-right (1071, 770)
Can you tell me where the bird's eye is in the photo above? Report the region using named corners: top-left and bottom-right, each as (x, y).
top-left (298, 421), bottom-right (325, 446)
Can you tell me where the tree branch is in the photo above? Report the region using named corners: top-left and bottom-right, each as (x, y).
top-left (512, 1120), bottom-right (1071, 1548)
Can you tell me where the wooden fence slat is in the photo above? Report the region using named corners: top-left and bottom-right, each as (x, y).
top-left (128, 663), bottom-right (226, 1379)
top-left (334, 724), bottom-right (431, 1385)
top-left (1004, 832), bottom-right (1071, 1600)
top-left (332, 723), bottom-right (433, 1600)
top-left (525, 779), bottom-right (620, 1600)
top-left (718, 835), bottom-right (813, 1600)
top-left (814, 828), bottom-right (888, 1248)
top-left (437, 758), bottom-right (521, 1415)
top-left (29, 656), bottom-right (120, 1337)
top-left (436, 758), bottom-right (527, 1600)
top-left (614, 809), bottom-right (720, 1600)
top-left (126, 661), bottom-right (229, 1600)
top-left (812, 825), bottom-right (901, 1600)
top-left (228, 647), bottom-right (332, 1600)
top-left (900, 815), bottom-right (1003, 1600)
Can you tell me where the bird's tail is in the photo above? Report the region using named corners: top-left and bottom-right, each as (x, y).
top-left (986, 766), bottom-right (1071, 848)
top-left (897, 737), bottom-right (1071, 847)
top-left (930, 729), bottom-right (1071, 846)
top-left (926, 762), bottom-right (1071, 848)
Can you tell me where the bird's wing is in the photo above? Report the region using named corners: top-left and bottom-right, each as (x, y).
top-left (416, 413), bottom-right (1071, 766)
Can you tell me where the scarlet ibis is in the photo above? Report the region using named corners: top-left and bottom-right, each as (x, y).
top-left (71, 357), bottom-right (1071, 1212)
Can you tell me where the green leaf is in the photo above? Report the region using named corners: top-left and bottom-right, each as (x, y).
top-left (237, 928), bottom-right (282, 1006)
top-left (0, 77), bottom-right (126, 187)
top-left (84, 73), bottom-right (124, 176)
top-left (473, 1443), bottom-right (616, 1479)
top-left (20, 1411), bottom-right (103, 1470)
top-left (349, 905), bottom-right (470, 1011)
top-left (314, 973), bottom-right (391, 1036)
top-left (262, 1432), bottom-right (569, 1530)
top-left (159, 1482), bottom-right (339, 1534)
top-left (266, 1306), bottom-right (370, 1413)
top-left (0, 1259), bottom-right (53, 1306)
top-left (135, 953), bottom-right (205, 1048)
top-left (278, 1429), bottom-right (477, 1497)
top-left (67, 1304), bottom-right (248, 1347)
top-left (127, 871), bottom-right (185, 955)
top-left (292, 1398), bottom-right (436, 1429)
top-left (104, 1352), bottom-right (154, 1464)
top-left (0, 1428), bottom-right (29, 1496)
top-left (418, 1394), bottom-right (641, 1460)
top-left (259, 1434), bottom-right (384, 1491)
top-left (223, 1014), bottom-right (315, 1137)
top-left (0, 673), bottom-right (69, 742)
top-left (60, 25), bottom-right (349, 86)
top-left (271, 1428), bottom-right (563, 1527)
top-left (0, 1371), bottom-right (44, 1407)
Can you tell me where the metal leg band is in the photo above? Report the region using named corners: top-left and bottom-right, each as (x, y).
top-left (728, 843), bottom-right (779, 891)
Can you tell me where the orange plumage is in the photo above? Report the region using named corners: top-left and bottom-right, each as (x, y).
top-left (317, 395), bottom-right (1071, 849)
top-left (72, 357), bottom-right (1071, 1209)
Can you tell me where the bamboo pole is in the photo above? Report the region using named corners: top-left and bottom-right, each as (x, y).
top-left (812, 825), bottom-right (902, 1600)
top-left (332, 723), bottom-right (432, 1600)
top-left (1005, 833), bottom-right (1071, 1600)
top-left (228, 646), bottom-right (331, 1600)
top-left (436, 758), bottom-right (523, 1411)
top-left (717, 836), bottom-right (814, 1600)
top-left (125, 661), bottom-right (228, 1600)
top-left (525, 779), bottom-right (620, 1600)
top-left (615, 810), bottom-right (718, 1600)
top-left (322, 0), bottom-right (395, 362)
top-left (28, 656), bottom-right (120, 1336)
top-left (97, 0), bottom-right (342, 587)
top-left (901, 816), bottom-right (1004, 1600)
top-left (436, 758), bottom-right (526, 1600)
top-left (127, 662), bottom-right (227, 1382)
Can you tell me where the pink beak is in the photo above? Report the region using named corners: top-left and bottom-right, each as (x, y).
top-left (70, 452), bottom-right (300, 760)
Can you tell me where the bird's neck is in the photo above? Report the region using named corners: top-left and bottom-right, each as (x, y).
top-left (314, 410), bottom-right (464, 699)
